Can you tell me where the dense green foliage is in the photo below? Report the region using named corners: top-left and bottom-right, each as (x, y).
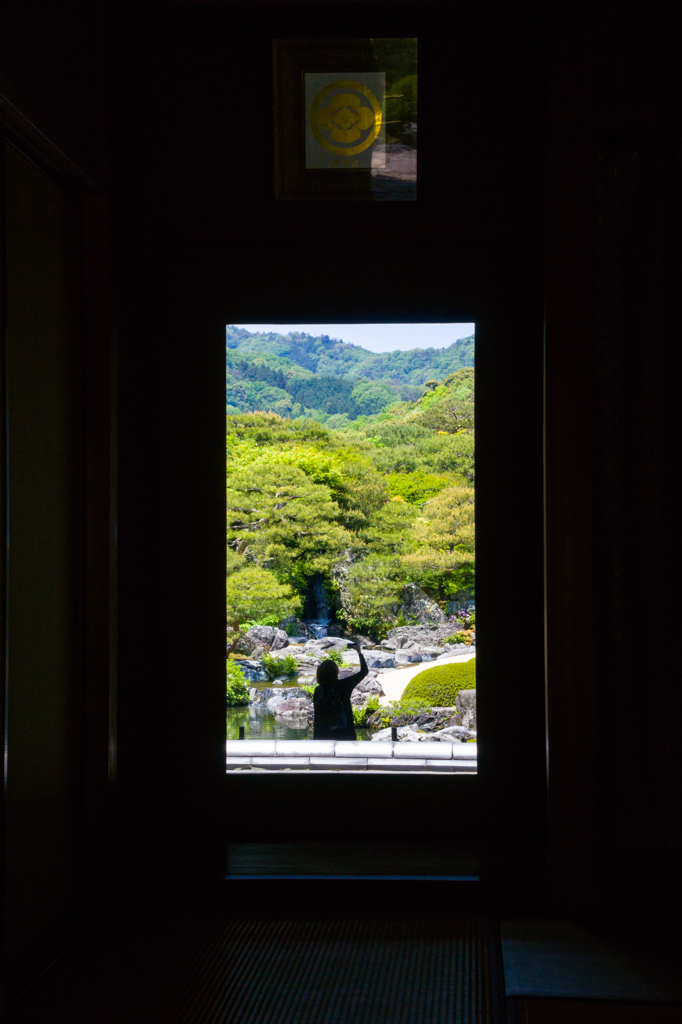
top-left (261, 652), bottom-right (298, 679)
top-left (352, 695), bottom-right (380, 726)
top-left (402, 659), bottom-right (477, 706)
top-left (225, 558), bottom-right (301, 630)
top-left (226, 660), bottom-right (250, 705)
top-left (227, 329), bottom-right (475, 639)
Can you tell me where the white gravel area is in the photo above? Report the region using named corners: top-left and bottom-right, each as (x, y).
top-left (375, 650), bottom-right (476, 704)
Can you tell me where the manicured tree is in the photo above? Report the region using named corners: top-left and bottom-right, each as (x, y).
top-left (226, 557), bottom-right (301, 654)
top-left (226, 463), bottom-right (355, 589)
top-left (400, 484), bottom-right (475, 601)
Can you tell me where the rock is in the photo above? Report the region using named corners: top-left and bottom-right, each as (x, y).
top-left (265, 694), bottom-right (285, 712)
top-left (429, 725), bottom-right (476, 742)
top-left (396, 650), bottom-right (423, 665)
top-left (350, 676), bottom-right (385, 707)
top-left (456, 689), bottom-right (477, 730)
top-left (304, 637), bottom-right (351, 652)
top-left (337, 666), bottom-right (361, 681)
top-left (385, 624), bottom-right (451, 646)
top-left (445, 594), bottom-right (475, 616)
top-left (353, 676), bottom-right (384, 697)
top-left (370, 723), bottom-right (475, 743)
top-left (234, 634), bottom-right (258, 656)
top-left (278, 615), bottom-right (315, 639)
top-left (366, 705), bottom-right (458, 732)
top-left (371, 725), bottom-right (421, 741)
top-left (274, 697), bottom-right (312, 720)
top-left (419, 646), bottom-right (444, 661)
top-left (238, 660), bottom-right (269, 682)
top-left (364, 651), bottom-right (395, 669)
top-left (246, 625), bottom-right (289, 650)
top-left (287, 653), bottom-right (322, 677)
top-left (398, 583), bottom-right (447, 625)
top-left (250, 686), bottom-right (313, 707)
top-left (287, 648), bottom-right (323, 665)
top-left (271, 675), bottom-right (291, 685)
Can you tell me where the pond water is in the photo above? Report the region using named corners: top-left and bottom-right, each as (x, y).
top-left (226, 704), bottom-right (372, 742)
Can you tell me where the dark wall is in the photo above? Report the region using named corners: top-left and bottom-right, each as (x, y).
top-left (0, 1), bottom-right (680, 963)
top-left (3, 143), bottom-right (85, 961)
top-left (108, 3), bottom-right (548, 893)
top-left (591, 0), bottom-right (682, 902)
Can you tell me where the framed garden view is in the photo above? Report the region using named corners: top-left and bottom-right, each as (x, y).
top-left (273, 38), bottom-right (417, 201)
top-left (226, 322), bottom-right (476, 777)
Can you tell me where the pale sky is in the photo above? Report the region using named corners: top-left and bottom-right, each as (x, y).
top-left (229, 323), bottom-right (475, 354)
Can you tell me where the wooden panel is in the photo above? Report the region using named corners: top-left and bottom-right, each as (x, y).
top-left (3, 142), bottom-right (85, 960)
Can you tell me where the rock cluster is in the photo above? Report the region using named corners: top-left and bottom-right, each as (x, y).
top-left (398, 583), bottom-right (448, 625)
top-left (249, 686), bottom-right (312, 707)
top-left (371, 724), bottom-right (476, 743)
top-left (235, 625), bottom-right (289, 656)
top-left (382, 624), bottom-right (457, 648)
top-left (349, 675), bottom-right (385, 708)
top-left (456, 689), bottom-right (476, 731)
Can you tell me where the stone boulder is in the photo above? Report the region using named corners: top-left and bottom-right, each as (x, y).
top-left (445, 594), bottom-right (474, 616)
top-left (456, 689), bottom-right (477, 730)
top-left (396, 650), bottom-right (423, 665)
top-left (237, 660), bottom-right (269, 682)
top-left (366, 705), bottom-right (459, 731)
top-left (354, 675), bottom-right (384, 696)
top-left (273, 697), bottom-right (312, 721)
top-left (262, 647), bottom-right (321, 679)
top-left (248, 625), bottom-right (289, 650)
top-left (371, 725), bottom-right (422, 741)
top-left (371, 723), bottom-right (476, 742)
top-left (385, 623), bottom-right (454, 647)
top-left (350, 675), bottom-right (385, 707)
top-left (249, 686), bottom-right (312, 707)
top-left (430, 725), bottom-right (476, 742)
top-left (364, 651), bottom-right (395, 670)
top-left (419, 646), bottom-right (444, 661)
top-left (304, 637), bottom-right (351, 653)
top-left (234, 625), bottom-right (289, 656)
top-left (398, 583), bottom-right (447, 625)
top-left (286, 650), bottom-right (323, 677)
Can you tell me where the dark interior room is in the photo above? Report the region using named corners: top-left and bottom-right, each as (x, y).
top-left (1, 1), bottom-right (681, 1021)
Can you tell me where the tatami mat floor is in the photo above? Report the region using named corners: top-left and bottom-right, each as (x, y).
top-left (4, 912), bottom-right (498, 1024)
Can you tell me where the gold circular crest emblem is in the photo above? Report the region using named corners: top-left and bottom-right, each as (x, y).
top-left (310, 80), bottom-right (382, 156)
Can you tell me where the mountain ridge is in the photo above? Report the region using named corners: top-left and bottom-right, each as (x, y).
top-left (226, 326), bottom-right (475, 421)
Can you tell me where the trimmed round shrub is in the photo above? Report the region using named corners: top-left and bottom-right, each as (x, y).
top-left (402, 658), bottom-right (476, 706)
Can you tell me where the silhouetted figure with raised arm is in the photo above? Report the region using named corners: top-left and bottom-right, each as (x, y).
top-left (313, 641), bottom-right (368, 741)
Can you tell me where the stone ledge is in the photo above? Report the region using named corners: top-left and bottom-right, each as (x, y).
top-left (226, 739), bottom-right (477, 760)
top-left (226, 739), bottom-right (477, 771)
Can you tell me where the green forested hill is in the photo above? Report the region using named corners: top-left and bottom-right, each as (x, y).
top-left (225, 326), bottom-right (474, 420)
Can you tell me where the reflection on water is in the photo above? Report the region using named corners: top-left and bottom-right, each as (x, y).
top-left (226, 705), bottom-right (372, 742)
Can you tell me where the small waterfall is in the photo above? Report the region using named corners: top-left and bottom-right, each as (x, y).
top-left (303, 575), bottom-right (330, 637)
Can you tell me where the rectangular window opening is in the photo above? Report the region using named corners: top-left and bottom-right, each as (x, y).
top-left (226, 323), bottom-right (476, 775)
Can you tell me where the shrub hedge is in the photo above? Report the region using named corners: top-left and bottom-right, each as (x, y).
top-left (402, 658), bottom-right (476, 706)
